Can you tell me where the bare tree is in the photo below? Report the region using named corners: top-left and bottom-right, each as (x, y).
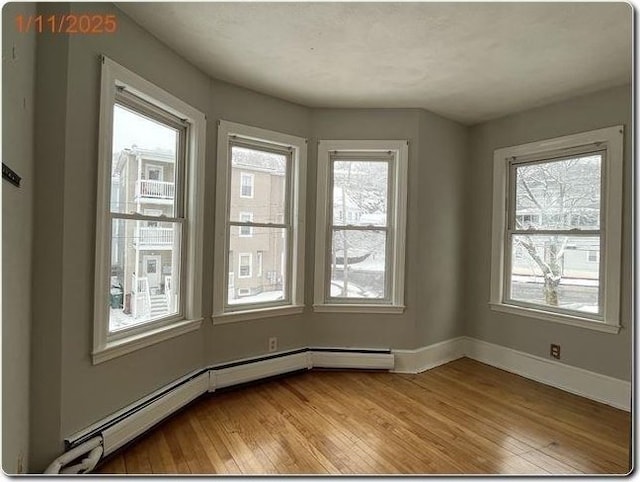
top-left (514, 155), bottom-right (601, 306)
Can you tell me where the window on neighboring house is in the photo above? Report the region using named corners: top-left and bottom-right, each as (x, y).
top-left (238, 253), bottom-right (252, 278)
top-left (239, 212), bottom-right (253, 237)
top-left (213, 120), bottom-right (307, 321)
top-left (93, 56), bottom-right (205, 363)
top-left (313, 140), bottom-right (408, 313)
top-left (490, 126), bottom-right (624, 333)
top-left (240, 172), bottom-right (254, 198)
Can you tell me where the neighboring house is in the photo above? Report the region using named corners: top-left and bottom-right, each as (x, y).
top-left (111, 146), bottom-right (179, 322)
top-left (228, 159), bottom-right (286, 302)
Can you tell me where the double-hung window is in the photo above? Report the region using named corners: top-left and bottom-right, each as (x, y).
top-left (314, 140), bottom-right (408, 313)
top-left (93, 57), bottom-right (205, 363)
top-left (490, 126), bottom-right (624, 333)
top-left (213, 121), bottom-right (307, 322)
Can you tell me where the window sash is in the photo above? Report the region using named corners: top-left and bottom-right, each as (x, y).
top-left (223, 140), bottom-right (295, 311)
top-left (503, 151), bottom-right (606, 319)
top-left (325, 157), bottom-right (395, 303)
top-left (106, 96), bottom-right (189, 337)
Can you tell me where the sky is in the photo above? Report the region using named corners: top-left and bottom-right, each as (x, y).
top-left (113, 104), bottom-right (177, 154)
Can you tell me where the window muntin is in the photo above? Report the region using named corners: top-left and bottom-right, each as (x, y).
top-left (108, 93), bottom-right (187, 334)
top-left (328, 158), bottom-right (392, 301)
top-left (504, 151), bottom-right (604, 318)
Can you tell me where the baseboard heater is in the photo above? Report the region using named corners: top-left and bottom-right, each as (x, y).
top-left (52, 347), bottom-right (393, 473)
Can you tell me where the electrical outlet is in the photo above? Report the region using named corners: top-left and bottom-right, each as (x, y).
top-left (550, 344), bottom-right (561, 359)
top-left (268, 337), bottom-right (278, 352)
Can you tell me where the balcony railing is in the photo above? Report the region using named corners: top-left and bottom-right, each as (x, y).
top-left (135, 180), bottom-right (175, 200)
top-left (133, 227), bottom-right (174, 246)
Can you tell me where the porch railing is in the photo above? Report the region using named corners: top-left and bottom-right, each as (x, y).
top-left (135, 180), bottom-right (175, 200)
top-left (133, 227), bottom-right (174, 246)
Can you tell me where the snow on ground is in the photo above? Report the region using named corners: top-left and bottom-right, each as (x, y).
top-left (228, 290), bottom-right (284, 305)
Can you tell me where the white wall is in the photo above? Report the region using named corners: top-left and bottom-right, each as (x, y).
top-left (2, 1), bottom-right (36, 473)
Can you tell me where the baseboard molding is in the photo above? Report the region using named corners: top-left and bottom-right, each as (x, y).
top-left (65, 336), bottom-right (629, 470)
top-left (392, 337), bottom-right (466, 373)
top-left (465, 337), bottom-right (631, 411)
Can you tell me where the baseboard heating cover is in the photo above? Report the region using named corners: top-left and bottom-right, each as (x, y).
top-left (64, 346), bottom-right (392, 463)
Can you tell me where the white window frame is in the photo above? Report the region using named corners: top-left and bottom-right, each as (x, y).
top-left (213, 120), bottom-right (307, 323)
top-left (238, 253), bottom-right (253, 279)
top-left (490, 126), bottom-right (624, 334)
top-left (313, 140), bottom-right (408, 313)
top-left (239, 212), bottom-right (253, 237)
top-left (240, 172), bottom-right (254, 198)
top-left (93, 56), bottom-right (205, 363)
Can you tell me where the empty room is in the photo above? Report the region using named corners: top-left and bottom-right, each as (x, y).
top-left (2, 1), bottom-right (632, 475)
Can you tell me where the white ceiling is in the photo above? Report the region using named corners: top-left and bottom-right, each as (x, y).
top-left (117, 2), bottom-right (632, 125)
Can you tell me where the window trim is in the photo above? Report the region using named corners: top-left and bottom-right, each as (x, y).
top-left (490, 125), bottom-right (624, 333)
top-left (313, 140), bottom-right (408, 313)
top-left (213, 120), bottom-right (307, 323)
top-left (93, 56), bottom-right (205, 363)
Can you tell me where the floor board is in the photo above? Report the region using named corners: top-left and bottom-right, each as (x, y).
top-left (96, 357), bottom-right (630, 475)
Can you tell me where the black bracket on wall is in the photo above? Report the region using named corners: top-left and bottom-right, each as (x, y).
top-left (2, 163), bottom-right (21, 187)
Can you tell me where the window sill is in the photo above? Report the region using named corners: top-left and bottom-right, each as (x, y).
top-left (488, 302), bottom-right (620, 334)
top-left (213, 305), bottom-right (305, 325)
top-left (92, 317), bottom-right (204, 364)
top-left (313, 304), bottom-right (406, 314)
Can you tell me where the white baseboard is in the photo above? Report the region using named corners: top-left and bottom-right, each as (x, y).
top-left (465, 337), bottom-right (631, 411)
top-left (310, 350), bottom-right (394, 370)
top-left (65, 337), bottom-right (629, 471)
top-left (392, 337), bottom-right (466, 374)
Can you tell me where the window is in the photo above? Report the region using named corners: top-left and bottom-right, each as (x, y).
top-left (213, 121), bottom-right (307, 321)
top-left (238, 253), bottom-right (252, 278)
top-left (239, 212), bottom-right (253, 237)
top-left (314, 140), bottom-right (408, 313)
top-left (93, 56), bottom-right (205, 363)
top-left (490, 126), bottom-right (624, 333)
top-left (240, 172), bottom-right (254, 198)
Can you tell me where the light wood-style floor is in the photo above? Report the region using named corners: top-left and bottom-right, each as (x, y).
top-left (96, 358), bottom-right (630, 475)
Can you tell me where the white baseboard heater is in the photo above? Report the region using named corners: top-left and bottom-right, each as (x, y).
top-left (54, 347), bottom-right (393, 473)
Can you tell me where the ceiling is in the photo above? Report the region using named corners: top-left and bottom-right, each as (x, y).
top-left (117, 2), bottom-right (632, 125)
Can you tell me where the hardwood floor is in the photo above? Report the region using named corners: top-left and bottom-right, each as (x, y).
top-left (96, 357), bottom-right (631, 475)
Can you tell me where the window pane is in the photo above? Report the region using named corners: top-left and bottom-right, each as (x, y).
top-left (509, 234), bottom-right (600, 315)
top-left (109, 218), bottom-right (182, 332)
top-left (514, 154), bottom-right (601, 230)
top-left (111, 104), bottom-right (179, 216)
top-left (228, 226), bottom-right (287, 305)
top-left (231, 146), bottom-right (287, 223)
top-left (332, 161), bottom-right (388, 226)
top-left (330, 229), bottom-right (386, 299)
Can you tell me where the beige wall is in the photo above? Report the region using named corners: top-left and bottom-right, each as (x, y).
top-left (15, 1), bottom-right (630, 473)
top-left (464, 84), bottom-right (632, 381)
top-left (2, 2), bottom-right (36, 474)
